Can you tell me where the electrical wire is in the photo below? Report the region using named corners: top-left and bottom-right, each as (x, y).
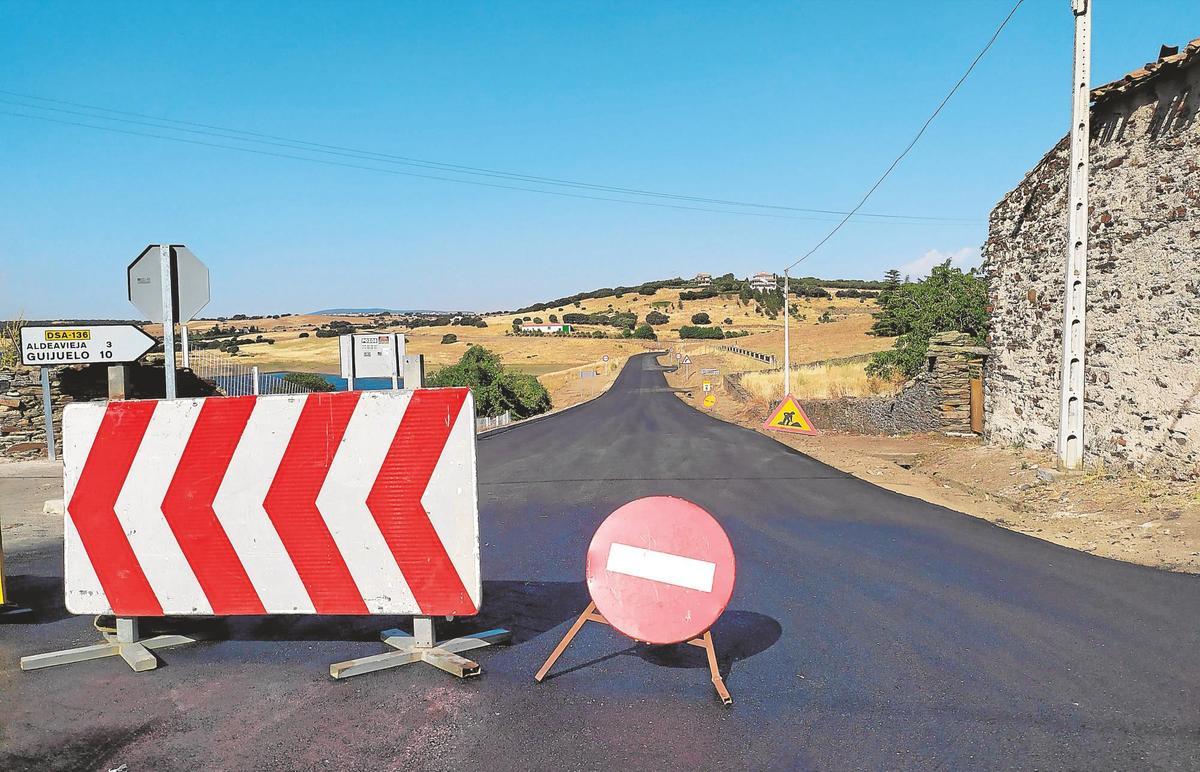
top-left (0, 89), bottom-right (981, 225)
top-left (784, 0), bottom-right (1024, 272)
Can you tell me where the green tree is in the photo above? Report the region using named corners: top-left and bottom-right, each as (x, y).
top-left (866, 261), bottom-right (988, 379)
top-left (690, 312), bottom-right (711, 325)
top-left (645, 310), bottom-right (670, 325)
top-left (632, 323), bottom-right (656, 340)
top-left (281, 372), bottom-right (335, 392)
top-left (440, 333), bottom-right (458, 344)
top-left (870, 269), bottom-right (905, 336)
top-left (427, 345), bottom-right (551, 418)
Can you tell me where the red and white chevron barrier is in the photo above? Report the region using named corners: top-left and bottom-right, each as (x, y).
top-left (62, 389), bottom-right (480, 618)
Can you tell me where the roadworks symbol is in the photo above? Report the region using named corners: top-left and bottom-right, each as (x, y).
top-left (763, 394), bottom-right (818, 435)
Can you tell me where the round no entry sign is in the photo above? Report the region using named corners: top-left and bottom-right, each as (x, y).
top-left (586, 496), bottom-right (735, 645)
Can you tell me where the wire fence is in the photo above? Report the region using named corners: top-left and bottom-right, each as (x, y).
top-left (189, 350), bottom-right (318, 397)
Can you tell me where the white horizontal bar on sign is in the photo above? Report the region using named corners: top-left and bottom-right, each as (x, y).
top-left (605, 543), bottom-right (716, 593)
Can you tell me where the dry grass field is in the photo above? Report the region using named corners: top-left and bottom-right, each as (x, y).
top-left (173, 284), bottom-right (893, 409)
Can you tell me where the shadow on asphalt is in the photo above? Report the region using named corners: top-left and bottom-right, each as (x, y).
top-left (73, 580), bottom-right (594, 646)
top-left (540, 609), bottom-right (782, 682)
top-left (3, 574), bottom-right (72, 625)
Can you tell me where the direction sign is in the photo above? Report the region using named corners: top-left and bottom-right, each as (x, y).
top-left (763, 394), bottom-right (818, 435)
top-left (128, 245), bottom-right (210, 323)
top-left (20, 325), bottom-right (155, 367)
top-left (700, 367), bottom-right (719, 376)
top-left (585, 496), bottom-right (735, 645)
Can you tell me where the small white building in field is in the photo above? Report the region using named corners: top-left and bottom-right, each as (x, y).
top-left (520, 323), bottom-right (572, 334)
top-left (694, 273), bottom-right (713, 287)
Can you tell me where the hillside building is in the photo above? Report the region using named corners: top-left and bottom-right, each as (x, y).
top-left (693, 272), bottom-right (713, 287)
top-left (982, 38), bottom-right (1200, 476)
top-left (748, 272), bottom-right (777, 292)
top-left (520, 323), bottom-right (572, 334)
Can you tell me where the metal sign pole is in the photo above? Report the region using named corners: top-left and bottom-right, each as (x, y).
top-left (783, 269), bottom-right (791, 396)
top-left (159, 244), bottom-right (177, 400)
top-left (1057, 0), bottom-right (1091, 470)
top-left (181, 324), bottom-right (190, 369)
top-left (40, 366), bottom-right (55, 462)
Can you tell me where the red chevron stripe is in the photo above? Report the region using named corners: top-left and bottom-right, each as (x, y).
top-left (68, 401), bottom-right (162, 616)
top-left (161, 396), bottom-right (266, 615)
top-left (263, 391), bottom-right (368, 614)
top-left (367, 388), bottom-right (476, 615)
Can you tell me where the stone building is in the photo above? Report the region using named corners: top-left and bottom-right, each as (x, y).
top-left (983, 38), bottom-right (1200, 476)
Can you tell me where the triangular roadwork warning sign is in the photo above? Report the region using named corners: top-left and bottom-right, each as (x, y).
top-left (763, 394), bottom-right (818, 435)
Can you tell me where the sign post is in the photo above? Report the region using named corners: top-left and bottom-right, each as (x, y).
top-left (535, 496), bottom-right (736, 705)
top-left (39, 367), bottom-right (55, 462)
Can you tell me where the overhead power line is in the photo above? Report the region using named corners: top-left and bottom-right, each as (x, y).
top-left (784, 0), bottom-right (1024, 271)
top-left (0, 88), bottom-right (979, 226)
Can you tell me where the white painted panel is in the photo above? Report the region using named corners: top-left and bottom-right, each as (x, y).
top-left (605, 543), bottom-right (716, 593)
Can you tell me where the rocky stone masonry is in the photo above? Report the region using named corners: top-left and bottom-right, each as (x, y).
top-left (983, 46), bottom-right (1200, 477)
top-left (0, 368), bottom-right (64, 459)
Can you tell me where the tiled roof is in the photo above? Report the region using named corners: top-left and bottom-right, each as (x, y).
top-left (1091, 36), bottom-right (1200, 104)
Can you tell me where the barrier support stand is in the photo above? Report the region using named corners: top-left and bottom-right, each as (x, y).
top-left (329, 615), bottom-right (510, 680)
top-left (20, 616), bottom-right (197, 673)
top-left (534, 601), bottom-right (732, 706)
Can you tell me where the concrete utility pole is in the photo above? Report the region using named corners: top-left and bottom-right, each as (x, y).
top-left (1057, 0), bottom-right (1091, 469)
top-left (782, 270), bottom-right (791, 396)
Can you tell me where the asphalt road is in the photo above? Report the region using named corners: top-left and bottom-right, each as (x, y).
top-left (2, 352), bottom-right (1198, 770)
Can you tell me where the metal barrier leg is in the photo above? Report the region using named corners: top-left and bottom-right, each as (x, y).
top-left (329, 616), bottom-right (510, 680)
top-left (20, 616), bottom-right (197, 673)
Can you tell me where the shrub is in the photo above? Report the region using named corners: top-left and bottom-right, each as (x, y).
top-left (679, 325), bottom-right (725, 340)
top-left (645, 310), bottom-right (670, 325)
top-left (723, 317), bottom-right (733, 325)
top-left (298, 332), bottom-right (309, 338)
top-left (632, 323), bottom-right (656, 340)
top-left (867, 261), bottom-right (988, 378)
top-left (532, 317), bottom-right (543, 324)
top-left (281, 372), bottom-right (335, 392)
top-left (441, 333), bottom-right (458, 344)
top-left (690, 312), bottom-right (711, 325)
top-left (427, 346), bottom-right (551, 419)
top-left (548, 314), bottom-right (558, 323)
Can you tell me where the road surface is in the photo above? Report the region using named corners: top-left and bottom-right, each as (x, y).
top-left (2, 353), bottom-right (1198, 770)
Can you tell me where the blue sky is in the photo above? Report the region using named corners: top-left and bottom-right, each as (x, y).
top-left (1, 1), bottom-right (1196, 318)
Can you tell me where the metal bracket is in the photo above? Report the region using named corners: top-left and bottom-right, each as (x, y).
top-left (20, 617), bottom-right (196, 673)
top-left (329, 616), bottom-right (510, 680)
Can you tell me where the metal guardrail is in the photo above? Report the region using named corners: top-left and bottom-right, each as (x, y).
top-left (719, 345), bottom-right (777, 365)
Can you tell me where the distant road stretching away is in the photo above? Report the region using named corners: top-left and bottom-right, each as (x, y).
top-left (1, 353), bottom-right (1198, 770)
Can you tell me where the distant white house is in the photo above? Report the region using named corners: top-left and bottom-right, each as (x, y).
top-left (748, 272), bottom-right (777, 291)
top-left (520, 323), bottom-right (572, 334)
top-left (693, 272), bottom-right (713, 287)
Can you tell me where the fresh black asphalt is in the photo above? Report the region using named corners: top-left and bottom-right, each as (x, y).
top-left (1, 352), bottom-right (1198, 769)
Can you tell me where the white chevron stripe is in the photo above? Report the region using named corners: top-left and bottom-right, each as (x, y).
top-left (316, 391), bottom-right (418, 613)
top-left (114, 399), bottom-right (212, 615)
top-left (212, 395), bottom-right (314, 613)
top-left (422, 392), bottom-right (482, 609)
top-left (62, 403), bottom-right (109, 614)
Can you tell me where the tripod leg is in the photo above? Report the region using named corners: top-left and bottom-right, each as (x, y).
top-left (534, 601), bottom-right (597, 682)
top-left (700, 630), bottom-right (732, 706)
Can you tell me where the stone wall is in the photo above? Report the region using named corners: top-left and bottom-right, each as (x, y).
top-left (0, 368), bottom-right (63, 459)
top-left (983, 50), bottom-right (1200, 477)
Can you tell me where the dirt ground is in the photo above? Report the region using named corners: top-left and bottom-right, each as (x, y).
top-left (664, 351), bottom-right (1200, 575)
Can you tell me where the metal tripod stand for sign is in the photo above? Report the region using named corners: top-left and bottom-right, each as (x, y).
top-left (534, 601), bottom-right (732, 706)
